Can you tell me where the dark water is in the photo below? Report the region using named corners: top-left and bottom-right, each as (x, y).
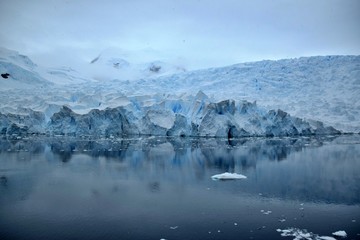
top-left (0, 135), bottom-right (359, 240)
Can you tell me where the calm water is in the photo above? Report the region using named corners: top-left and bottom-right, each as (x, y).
top-left (0, 135), bottom-right (359, 240)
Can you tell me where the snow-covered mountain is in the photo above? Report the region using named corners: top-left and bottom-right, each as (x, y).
top-left (0, 48), bottom-right (359, 137)
top-left (0, 47), bottom-right (91, 86)
top-left (87, 50), bottom-right (187, 81)
top-left (0, 47), bottom-right (50, 88)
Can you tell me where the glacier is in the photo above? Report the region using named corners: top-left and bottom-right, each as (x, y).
top-left (0, 92), bottom-right (341, 138)
top-left (0, 47), bottom-right (359, 138)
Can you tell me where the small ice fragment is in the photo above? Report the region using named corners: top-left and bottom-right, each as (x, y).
top-left (352, 219), bottom-right (356, 222)
top-left (300, 232), bottom-right (311, 238)
top-left (319, 236), bottom-right (336, 240)
top-left (300, 203), bottom-right (304, 206)
top-left (211, 172), bottom-right (247, 180)
top-left (279, 219), bottom-right (286, 222)
top-left (299, 207), bottom-right (304, 210)
top-left (170, 226), bottom-right (178, 230)
top-left (258, 193), bottom-right (263, 196)
top-left (332, 230), bottom-right (347, 238)
top-left (208, 231), bottom-right (211, 234)
top-left (217, 230), bottom-right (221, 233)
top-left (234, 223), bottom-right (238, 226)
top-left (262, 210), bottom-right (272, 215)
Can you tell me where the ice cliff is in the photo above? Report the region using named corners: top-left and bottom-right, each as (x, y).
top-left (0, 92), bottom-right (340, 137)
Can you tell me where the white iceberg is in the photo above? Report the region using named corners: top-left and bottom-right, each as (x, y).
top-left (211, 172), bottom-right (247, 180)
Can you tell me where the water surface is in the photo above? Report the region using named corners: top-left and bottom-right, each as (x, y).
top-left (0, 135), bottom-right (359, 240)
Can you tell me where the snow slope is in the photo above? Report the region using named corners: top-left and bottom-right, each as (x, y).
top-left (0, 47), bottom-right (50, 89)
top-left (0, 47), bottom-right (92, 86)
top-left (0, 48), bottom-right (359, 136)
top-left (105, 55), bottom-right (360, 132)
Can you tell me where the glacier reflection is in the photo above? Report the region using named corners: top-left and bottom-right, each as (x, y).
top-left (1, 135), bottom-right (359, 205)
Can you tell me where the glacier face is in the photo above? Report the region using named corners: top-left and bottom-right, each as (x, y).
top-left (0, 93), bottom-right (340, 138)
top-left (0, 48), bottom-right (359, 137)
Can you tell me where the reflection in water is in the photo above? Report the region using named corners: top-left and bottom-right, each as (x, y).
top-left (0, 135), bottom-right (359, 240)
top-left (0, 135), bottom-right (359, 204)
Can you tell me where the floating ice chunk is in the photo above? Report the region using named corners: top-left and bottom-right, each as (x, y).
top-left (277, 228), bottom-right (342, 240)
top-left (170, 226), bottom-right (178, 230)
top-left (260, 210), bottom-right (272, 215)
top-left (211, 172), bottom-right (247, 180)
top-left (319, 236), bottom-right (336, 240)
top-left (332, 231), bottom-right (347, 238)
top-left (278, 228), bottom-right (308, 238)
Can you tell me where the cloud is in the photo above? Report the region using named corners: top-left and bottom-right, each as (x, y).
top-left (0, 0), bottom-right (359, 69)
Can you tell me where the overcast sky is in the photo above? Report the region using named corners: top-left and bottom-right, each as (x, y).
top-left (0, 0), bottom-right (359, 69)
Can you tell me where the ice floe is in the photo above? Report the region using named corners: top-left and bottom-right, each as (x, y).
top-left (277, 228), bottom-right (346, 240)
top-left (211, 172), bottom-right (247, 180)
top-left (332, 230), bottom-right (347, 238)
